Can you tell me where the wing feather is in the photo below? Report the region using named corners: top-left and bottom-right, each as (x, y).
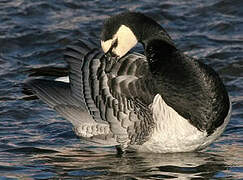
top-left (27, 40), bottom-right (157, 148)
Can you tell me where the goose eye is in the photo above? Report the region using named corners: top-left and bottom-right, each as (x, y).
top-left (105, 38), bottom-right (118, 56)
top-left (111, 38), bottom-right (118, 49)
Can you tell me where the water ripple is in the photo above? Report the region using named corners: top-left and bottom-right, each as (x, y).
top-left (0, 0), bottom-right (242, 179)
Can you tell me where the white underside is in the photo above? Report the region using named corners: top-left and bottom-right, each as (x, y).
top-left (129, 94), bottom-right (232, 153)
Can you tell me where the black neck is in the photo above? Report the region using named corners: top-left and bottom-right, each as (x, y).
top-left (140, 31), bottom-right (230, 135)
top-left (143, 37), bottom-right (178, 76)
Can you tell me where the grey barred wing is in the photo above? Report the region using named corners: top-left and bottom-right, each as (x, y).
top-left (64, 40), bottom-right (157, 147)
top-left (101, 53), bottom-right (156, 146)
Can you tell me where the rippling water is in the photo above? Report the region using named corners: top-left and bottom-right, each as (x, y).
top-left (0, 0), bottom-right (242, 179)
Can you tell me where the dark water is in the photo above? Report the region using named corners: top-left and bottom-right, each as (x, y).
top-left (0, 0), bottom-right (242, 179)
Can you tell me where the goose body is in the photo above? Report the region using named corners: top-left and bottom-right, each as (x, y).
top-left (27, 12), bottom-right (231, 153)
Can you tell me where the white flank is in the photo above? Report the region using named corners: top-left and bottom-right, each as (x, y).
top-left (131, 94), bottom-right (232, 153)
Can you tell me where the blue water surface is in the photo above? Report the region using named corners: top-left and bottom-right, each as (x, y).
top-left (0, 0), bottom-right (242, 179)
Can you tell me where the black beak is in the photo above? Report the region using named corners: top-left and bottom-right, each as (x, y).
top-left (105, 48), bottom-right (119, 62)
top-left (104, 48), bottom-right (119, 72)
top-left (104, 38), bottom-right (119, 61)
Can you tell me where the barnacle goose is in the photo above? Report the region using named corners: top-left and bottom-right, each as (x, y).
top-left (26, 12), bottom-right (231, 153)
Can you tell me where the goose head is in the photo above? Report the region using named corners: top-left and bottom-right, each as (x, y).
top-left (101, 24), bottom-right (137, 59)
top-left (101, 12), bottom-right (175, 60)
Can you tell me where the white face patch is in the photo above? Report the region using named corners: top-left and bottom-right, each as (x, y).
top-left (101, 25), bottom-right (138, 58)
top-left (101, 39), bottom-right (112, 53)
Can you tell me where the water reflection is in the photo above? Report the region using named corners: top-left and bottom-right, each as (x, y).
top-left (29, 147), bottom-right (227, 179)
top-left (1, 0), bottom-right (242, 178)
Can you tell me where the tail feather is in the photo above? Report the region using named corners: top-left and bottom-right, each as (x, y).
top-left (25, 79), bottom-right (108, 130)
top-left (26, 79), bottom-right (84, 108)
